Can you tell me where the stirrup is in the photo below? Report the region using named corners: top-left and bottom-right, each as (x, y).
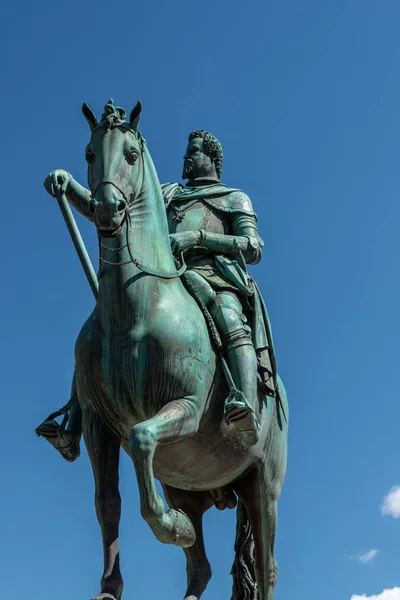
top-left (36, 419), bottom-right (81, 462)
top-left (224, 390), bottom-right (260, 446)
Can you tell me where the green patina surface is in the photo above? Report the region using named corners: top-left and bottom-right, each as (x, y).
top-left (36, 99), bottom-right (289, 600)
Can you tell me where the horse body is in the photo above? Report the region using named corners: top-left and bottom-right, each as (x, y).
top-left (75, 275), bottom-right (214, 427)
top-left (70, 102), bottom-right (288, 600)
top-left (75, 232), bottom-right (260, 490)
top-left (75, 239), bottom-right (285, 489)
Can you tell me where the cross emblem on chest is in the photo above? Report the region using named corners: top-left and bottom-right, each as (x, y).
top-left (171, 198), bottom-right (200, 223)
top-left (172, 206), bottom-right (186, 223)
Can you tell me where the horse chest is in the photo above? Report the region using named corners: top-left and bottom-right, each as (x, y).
top-left (75, 302), bottom-right (210, 422)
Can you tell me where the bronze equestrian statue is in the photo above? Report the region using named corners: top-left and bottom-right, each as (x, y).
top-left (36, 99), bottom-right (289, 600)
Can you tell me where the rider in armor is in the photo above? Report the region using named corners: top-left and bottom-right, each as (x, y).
top-left (37, 129), bottom-right (276, 458)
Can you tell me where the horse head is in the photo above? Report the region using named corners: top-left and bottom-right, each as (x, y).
top-left (83, 98), bottom-right (144, 236)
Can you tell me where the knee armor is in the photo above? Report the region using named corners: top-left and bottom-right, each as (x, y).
top-left (211, 293), bottom-right (252, 352)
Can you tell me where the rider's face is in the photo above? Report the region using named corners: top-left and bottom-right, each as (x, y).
top-left (182, 137), bottom-right (215, 180)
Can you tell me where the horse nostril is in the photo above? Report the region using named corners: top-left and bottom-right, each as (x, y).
top-left (117, 199), bottom-right (127, 212)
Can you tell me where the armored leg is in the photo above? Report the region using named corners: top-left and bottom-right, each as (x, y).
top-left (182, 273), bottom-right (259, 445)
top-left (210, 292), bottom-right (260, 446)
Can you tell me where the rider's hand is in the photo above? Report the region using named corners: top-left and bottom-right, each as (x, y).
top-left (169, 231), bottom-right (201, 255)
top-left (43, 170), bottom-right (72, 197)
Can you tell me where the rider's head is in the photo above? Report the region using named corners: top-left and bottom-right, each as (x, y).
top-left (182, 130), bottom-right (223, 181)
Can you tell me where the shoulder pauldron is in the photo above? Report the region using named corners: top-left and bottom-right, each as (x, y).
top-left (203, 191), bottom-right (256, 217)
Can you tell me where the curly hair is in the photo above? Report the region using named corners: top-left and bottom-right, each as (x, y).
top-left (188, 130), bottom-right (223, 179)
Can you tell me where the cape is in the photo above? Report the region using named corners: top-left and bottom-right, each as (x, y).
top-left (161, 182), bottom-right (256, 217)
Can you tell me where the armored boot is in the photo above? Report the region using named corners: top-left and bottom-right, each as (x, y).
top-left (223, 333), bottom-right (260, 446)
top-left (211, 293), bottom-right (260, 446)
top-left (35, 373), bottom-right (82, 462)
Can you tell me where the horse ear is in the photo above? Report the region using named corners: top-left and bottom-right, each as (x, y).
top-left (129, 101), bottom-right (142, 130)
top-left (82, 102), bottom-right (97, 131)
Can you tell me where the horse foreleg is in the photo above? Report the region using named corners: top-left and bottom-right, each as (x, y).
top-left (235, 467), bottom-right (279, 600)
top-left (129, 397), bottom-right (202, 548)
top-left (163, 485), bottom-right (213, 600)
top-left (83, 409), bottom-right (123, 600)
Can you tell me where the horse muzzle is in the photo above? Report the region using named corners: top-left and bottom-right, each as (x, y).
top-left (90, 184), bottom-right (127, 235)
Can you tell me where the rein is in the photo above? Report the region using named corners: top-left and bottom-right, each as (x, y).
top-left (99, 210), bottom-right (187, 280)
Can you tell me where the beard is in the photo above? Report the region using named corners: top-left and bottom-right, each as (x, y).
top-left (182, 155), bottom-right (209, 180)
top-left (182, 163), bottom-right (194, 180)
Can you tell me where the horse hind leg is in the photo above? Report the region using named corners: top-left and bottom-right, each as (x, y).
top-left (128, 396), bottom-right (204, 548)
top-left (163, 485), bottom-right (213, 600)
top-left (82, 409), bottom-right (123, 600)
top-left (235, 467), bottom-right (280, 600)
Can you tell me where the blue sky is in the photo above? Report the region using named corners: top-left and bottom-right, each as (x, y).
top-left (1, 1), bottom-right (400, 598)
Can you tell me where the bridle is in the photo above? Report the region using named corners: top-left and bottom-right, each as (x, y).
top-left (91, 169), bottom-right (186, 280)
top-left (98, 212), bottom-right (187, 279)
top-left (91, 178), bottom-right (130, 203)
top-left (89, 121), bottom-right (143, 205)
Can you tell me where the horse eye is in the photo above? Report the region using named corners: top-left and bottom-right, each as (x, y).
top-left (126, 150), bottom-right (139, 165)
top-left (85, 149), bottom-right (95, 164)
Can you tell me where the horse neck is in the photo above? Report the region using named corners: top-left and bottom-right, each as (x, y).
top-left (128, 148), bottom-right (175, 273)
top-left (97, 147), bottom-right (179, 326)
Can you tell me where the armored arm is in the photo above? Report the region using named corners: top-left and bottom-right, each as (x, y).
top-left (198, 193), bottom-right (264, 264)
top-left (44, 170), bottom-right (93, 221)
top-left (232, 213), bottom-right (264, 264)
top-left (66, 177), bottom-right (93, 221)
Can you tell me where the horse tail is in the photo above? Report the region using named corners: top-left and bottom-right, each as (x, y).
top-left (231, 499), bottom-right (257, 600)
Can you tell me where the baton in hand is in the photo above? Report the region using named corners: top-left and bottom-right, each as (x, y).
top-left (55, 189), bottom-right (99, 300)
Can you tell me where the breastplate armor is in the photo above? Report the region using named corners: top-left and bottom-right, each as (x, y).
top-left (167, 200), bottom-right (231, 236)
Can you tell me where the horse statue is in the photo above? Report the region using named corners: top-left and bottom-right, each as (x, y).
top-left (40, 100), bottom-right (289, 600)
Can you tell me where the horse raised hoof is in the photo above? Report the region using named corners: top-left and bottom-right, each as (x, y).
top-left (91, 594), bottom-right (119, 600)
top-left (160, 509), bottom-right (196, 548)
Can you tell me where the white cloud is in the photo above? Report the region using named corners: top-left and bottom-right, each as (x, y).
top-left (351, 589), bottom-right (400, 600)
top-left (381, 486), bottom-right (400, 518)
top-left (358, 549), bottom-right (379, 564)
